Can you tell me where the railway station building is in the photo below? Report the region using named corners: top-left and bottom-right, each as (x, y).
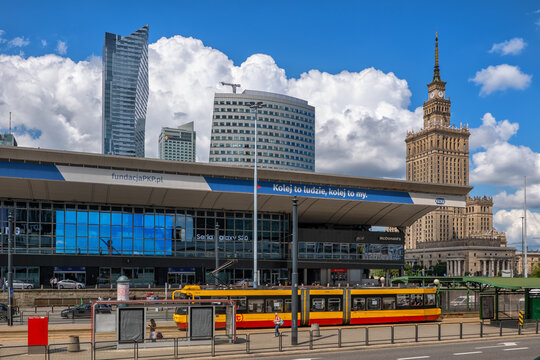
top-left (0, 146), bottom-right (469, 288)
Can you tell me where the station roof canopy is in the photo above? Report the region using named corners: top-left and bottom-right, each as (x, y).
top-left (465, 277), bottom-right (540, 290)
top-left (393, 276), bottom-right (540, 290)
top-left (0, 146), bottom-right (471, 228)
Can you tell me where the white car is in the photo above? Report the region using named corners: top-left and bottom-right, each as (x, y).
top-left (450, 295), bottom-right (475, 307)
top-left (6, 279), bottom-right (35, 289)
top-left (57, 279), bottom-right (85, 289)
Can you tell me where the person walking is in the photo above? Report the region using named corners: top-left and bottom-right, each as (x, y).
top-left (273, 312), bottom-right (283, 337)
top-left (148, 318), bottom-right (157, 342)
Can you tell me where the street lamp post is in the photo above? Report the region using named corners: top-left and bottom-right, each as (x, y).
top-left (7, 211), bottom-right (14, 326)
top-left (215, 222), bottom-right (219, 285)
top-left (247, 101), bottom-right (265, 289)
top-left (291, 197), bottom-right (298, 345)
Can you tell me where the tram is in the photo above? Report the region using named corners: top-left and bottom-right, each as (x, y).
top-left (171, 285), bottom-right (440, 329)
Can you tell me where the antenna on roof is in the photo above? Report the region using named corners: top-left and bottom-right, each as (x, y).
top-left (220, 82), bottom-right (241, 94)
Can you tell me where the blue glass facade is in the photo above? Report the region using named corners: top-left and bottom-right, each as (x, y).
top-left (102, 25), bottom-right (149, 157)
top-left (0, 201), bottom-right (288, 259)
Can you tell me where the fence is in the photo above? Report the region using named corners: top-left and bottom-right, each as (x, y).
top-left (1, 320), bottom-right (539, 359)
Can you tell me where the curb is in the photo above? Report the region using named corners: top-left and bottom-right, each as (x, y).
top-left (193, 333), bottom-right (540, 360)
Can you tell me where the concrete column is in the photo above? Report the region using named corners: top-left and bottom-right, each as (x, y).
top-left (303, 268), bottom-right (307, 285)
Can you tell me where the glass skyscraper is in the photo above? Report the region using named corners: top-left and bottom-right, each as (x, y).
top-left (102, 25), bottom-right (149, 158)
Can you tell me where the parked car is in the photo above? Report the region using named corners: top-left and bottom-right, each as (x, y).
top-left (450, 295), bottom-right (476, 307)
top-left (4, 279), bottom-right (34, 289)
top-left (0, 303), bottom-right (19, 321)
top-left (61, 303), bottom-right (111, 318)
top-left (57, 279), bottom-right (85, 289)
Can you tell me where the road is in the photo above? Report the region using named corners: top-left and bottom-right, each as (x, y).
top-left (266, 337), bottom-right (540, 360)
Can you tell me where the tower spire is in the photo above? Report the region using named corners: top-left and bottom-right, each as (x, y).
top-left (433, 32), bottom-right (441, 82)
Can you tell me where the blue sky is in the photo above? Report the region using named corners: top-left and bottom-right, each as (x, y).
top-left (1, 1), bottom-right (540, 248)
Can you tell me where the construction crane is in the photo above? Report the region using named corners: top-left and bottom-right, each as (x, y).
top-left (220, 82), bottom-right (241, 94)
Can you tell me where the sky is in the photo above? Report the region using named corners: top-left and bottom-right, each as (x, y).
top-left (1, 1), bottom-right (540, 250)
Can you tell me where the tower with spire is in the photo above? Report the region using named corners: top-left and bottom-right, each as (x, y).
top-left (403, 34), bottom-right (511, 278)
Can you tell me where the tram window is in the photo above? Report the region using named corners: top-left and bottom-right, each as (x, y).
top-left (382, 297), bottom-right (396, 310)
top-left (284, 299), bottom-right (292, 312)
top-left (248, 299), bottom-right (264, 313)
top-left (230, 296), bottom-right (247, 312)
top-left (175, 307), bottom-right (187, 315)
top-left (367, 297), bottom-right (381, 310)
top-left (266, 299), bottom-right (283, 312)
top-left (425, 294), bottom-right (436, 306)
top-left (396, 294), bottom-right (410, 308)
top-left (410, 294), bottom-right (424, 307)
top-left (311, 298), bottom-right (325, 311)
top-left (352, 297), bottom-right (365, 311)
top-left (328, 298), bottom-right (342, 312)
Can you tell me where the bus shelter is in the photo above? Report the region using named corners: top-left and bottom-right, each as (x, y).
top-left (463, 277), bottom-right (540, 321)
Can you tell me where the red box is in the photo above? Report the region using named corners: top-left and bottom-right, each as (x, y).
top-left (28, 317), bottom-right (48, 346)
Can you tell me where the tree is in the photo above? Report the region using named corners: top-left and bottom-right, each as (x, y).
top-left (532, 264), bottom-right (540, 278)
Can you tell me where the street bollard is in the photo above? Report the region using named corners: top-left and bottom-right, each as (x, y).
top-left (279, 332), bottom-right (283, 352)
top-left (480, 321), bottom-right (483, 338)
top-left (365, 327), bottom-right (369, 346)
top-left (174, 338), bottom-right (178, 359)
top-left (134, 342), bottom-right (138, 360)
top-left (51, 306), bottom-right (54, 313)
top-left (338, 329), bottom-right (342, 348)
top-left (35, 306), bottom-right (37, 313)
top-left (438, 323), bottom-right (441, 341)
top-left (518, 324), bottom-right (521, 335)
top-left (211, 335), bottom-right (215, 357)
top-left (246, 334), bottom-right (250, 354)
top-left (500, 321), bottom-right (503, 336)
top-left (391, 326), bottom-right (394, 344)
top-left (309, 330), bottom-right (313, 350)
top-left (415, 324), bottom-right (418, 342)
top-left (536, 319), bottom-right (539, 334)
top-left (459, 322), bottom-right (463, 339)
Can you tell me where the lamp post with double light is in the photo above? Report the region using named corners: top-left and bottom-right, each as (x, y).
top-left (246, 101), bottom-right (265, 289)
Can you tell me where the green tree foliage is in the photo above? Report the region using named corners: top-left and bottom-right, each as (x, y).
top-left (532, 264), bottom-right (540, 278)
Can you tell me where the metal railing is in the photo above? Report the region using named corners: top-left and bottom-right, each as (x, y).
top-left (0, 320), bottom-right (538, 359)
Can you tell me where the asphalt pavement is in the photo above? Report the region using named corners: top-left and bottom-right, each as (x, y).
top-left (265, 337), bottom-right (540, 360)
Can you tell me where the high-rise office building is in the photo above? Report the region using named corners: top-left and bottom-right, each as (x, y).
top-left (158, 121), bottom-right (196, 162)
top-left (209, 90), bottom-right (315, 171)
top-left (404, 34), bottom-right (512, 276)
top-left (102, 25), bottom-right (149, 158)
top-left (0, 133), bottom-right (17, 147)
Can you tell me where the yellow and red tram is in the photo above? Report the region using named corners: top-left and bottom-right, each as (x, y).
top-left (172, 286), bottom-right (440, 329)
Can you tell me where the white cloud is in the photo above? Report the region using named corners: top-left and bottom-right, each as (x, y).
top-left (0, 54), bottom-right (101, 152)
top-left (494, 209), bottom-right (540, 249)
top-left (469, 113), bottom-right (518, 150)
top-left (494, 184), bottom-right (540, 210)
top-left (0, 30), bottom-right (6, 43)
top-left (56, 41), bottom-right (67, 55)
top-left (470, 64), bottom-right (531, 95)
top-left (41, 40), bottom-right (47, 47)
top-left (0, 34), bottom-right (423, 179)
top-left (8, 36), bottom-right (29, 47)
top-left (470, 142), bottom-right (540, 186)
top-left (489, 38), bottom-right (527, 55)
